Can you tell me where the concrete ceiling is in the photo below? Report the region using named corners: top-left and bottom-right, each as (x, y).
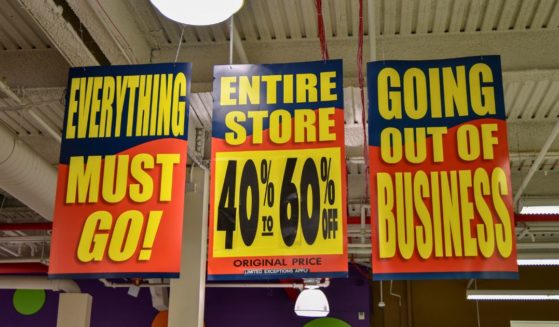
top-left (0, 0), bottom-right (557, 264)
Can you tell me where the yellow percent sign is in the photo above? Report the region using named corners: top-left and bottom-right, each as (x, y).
top-left (213, 148), bottom-right (344, 258)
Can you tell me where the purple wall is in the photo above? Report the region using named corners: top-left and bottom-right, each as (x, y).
top-left (204, 264), bottom-right (370, 326)
top-left (0, 264), bottom-right (370, 326)
top-left (0, 280), bottom-right (158, 327)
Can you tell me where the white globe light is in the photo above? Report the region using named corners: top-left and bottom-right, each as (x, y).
top-left (294, 288), bottom-right (330, 317)
top-left (150, 0), bottom-right (244, 26)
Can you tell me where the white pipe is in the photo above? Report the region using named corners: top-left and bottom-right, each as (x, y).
top-left (207, 283), bottom-right (305, 291)
top-left (368, 0), bottom-right (376, 61)
top-left (0, 235), bottom-right (50, 243)
top-left (360, 205), bottom-right (370, 244)
top-left (0, 257), bottom-right (45, 263)
top-left (229, 16), bottom-right (234, 65)
top-left (0, 122), bottom-right (57, 220)
top-left (0, 276), bottom-right (80, 293)
top-left (513, 119), bottom-right (559, 209)
top-left (99, 278), bottom-right (168, 288)
top-left (99, 279), bottom-right (331, 291)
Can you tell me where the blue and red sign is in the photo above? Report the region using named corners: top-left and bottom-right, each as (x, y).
top-left (50, 63), bottom-right (191, 278)
top-left (368, 56), bottom-right (518, 279)
top-left (208, 60), bottom-right (348, 280)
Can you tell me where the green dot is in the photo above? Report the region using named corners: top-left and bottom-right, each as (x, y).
top-left (13, 289), bottom-right (46, 315)
top-left (304, 317), bottom-right (352, 327)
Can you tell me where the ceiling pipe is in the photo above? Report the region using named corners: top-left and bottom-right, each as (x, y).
top-left (0, 235), bottom-right (50, 243)
top-left (99, 279), bottom-right (331, 291)
top-left (0, 122), bottom-right (57, 220)
top-left (515, 213), bottom-right (559, 222)
top-left (0, 263), bottom-right (48, 274)
top-left (0, 223), bottom-right (52, 230)
top-left (0, 275), bottom-right (80, 293)
top-left (513, 119), bottom-right (559, 210)
top-left (0, 257), bottom-right (46, 264)
top-left (0, 79), bottom-right (57, 221)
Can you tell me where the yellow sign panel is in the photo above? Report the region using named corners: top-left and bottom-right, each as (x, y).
top-left (212, 148), bottom-right (344, 258)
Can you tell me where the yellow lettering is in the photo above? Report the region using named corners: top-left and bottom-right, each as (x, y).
top-left (459, 170), bottom-right (477, 257)
top-left (474, 168), bottom-right (495, 258)
top-left (225, 111), bottom-right (246, 145)
top-left (443, 66), bottom-right (468, 117)
top-left (318, 107), bottom-right (335, 141)
top-left (441, 171), bottom-right (463, 257)
top-left (320, 71), bottom-right (337, 101)
top-left (108, 210), bottom-right (143, 262)
top-left (157, 153), bottom-right (180, 202)
top-left (493, 167), bottom-right (512, 258)
top-left (220, 76), bottom-right (237, 106)
top-left (239, 76), bottom-right (260, 105)
top-left (296, 74), bottom-right (318, 103)
top-left (66, 156), bottom-right (101, 204)
top-left (469, 63), bottom-right (496, 116)
top-left (403, 68), bottom-right (427, 119)
top-left (414, 171), bottom-right (433, 259)
top-left (269, 109), bottom-right (291, 144)
top-left (100, 76), bottom-right (115, 137)
top-left (294, 109), bottom-right (316, 143)
top-left (247, 111), bottom-right (268, 144)
top-left (65, 78), bottom-right (80, 139)
top-left (130, 154), bottom-right (154, 203)
top-left (378, 67), bottom-right (402, 120)
top-left (172, 72), bottom-right (187, 136)
top-left (377, 173), bottom-right (396, 258)
top-left (101, 155), bottom-right (129, 203)
top-left (77, 211), bottom-right (111, 262)
top-left (380, 127), bottom-right (402, 164)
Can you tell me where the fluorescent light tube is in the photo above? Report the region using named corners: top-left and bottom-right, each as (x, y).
top-left (520, 206), bottom-right (559, 215)
top-left (467, 290), bottom-right (559, 301)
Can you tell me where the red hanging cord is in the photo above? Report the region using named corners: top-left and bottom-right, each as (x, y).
top-left (358, 0), bottom-right (369, 198)
top-left (314, 0), bottom-right (329, 60)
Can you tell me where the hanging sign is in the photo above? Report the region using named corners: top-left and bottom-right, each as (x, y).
top-left (368, 56), bottom-right (517, 280)
top-left (49, 63), bottom-right (191, 278)
top-left (208, 60), bottom-right (347, 280)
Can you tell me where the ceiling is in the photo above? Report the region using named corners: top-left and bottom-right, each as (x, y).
top-left (0, 0), bottom-right (557, 265)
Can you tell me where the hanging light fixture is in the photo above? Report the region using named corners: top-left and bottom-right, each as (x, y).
top-left (294, 279), bottom-right (330, 317)
top-left (295, 287), bottom-right (330, 317)
top-left (150, 0), bottom-right (244, 26)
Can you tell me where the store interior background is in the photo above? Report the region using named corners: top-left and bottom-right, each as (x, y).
top-left (0, 0), bottom-right (558, 326)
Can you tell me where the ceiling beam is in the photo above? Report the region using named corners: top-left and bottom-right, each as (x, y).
top-left (378, 29), bottom-right (559, 71)
top-left (65, 0), bottom-right (151, 64)
top-left (155, 30), bottom-right (559, 91)
top-left (16, 0), bottom-right (99, 67)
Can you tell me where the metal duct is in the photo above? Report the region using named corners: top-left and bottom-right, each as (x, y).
top-left (0, 123), bottom-right (57, 220)
top-left (0, 275), bottom-right (80, 293)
